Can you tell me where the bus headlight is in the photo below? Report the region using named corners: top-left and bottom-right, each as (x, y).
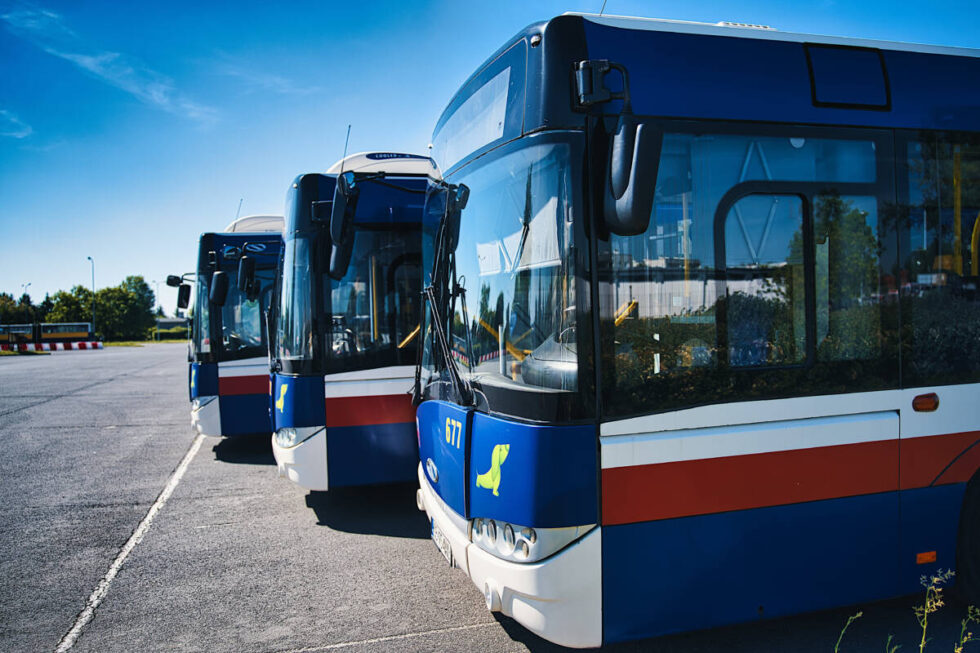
top-left (468, 518), bottom-right (594, 563)
top-left (275, 428), bottom-right (299, 447)
top-left (274, 426), bottom-right (324, 449)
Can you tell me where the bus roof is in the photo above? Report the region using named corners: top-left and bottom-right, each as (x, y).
top-left (224, 214), bottom-right (284, 233)
top-left (430, 14), bottom-right (980, 174)
top-left (569, 13), bottom-right (980, 59)
top-left (326, 152), bottom-right (440, 177)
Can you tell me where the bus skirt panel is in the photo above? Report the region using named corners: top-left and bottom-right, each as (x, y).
top-left (601, 492), bottom-right (903, 643)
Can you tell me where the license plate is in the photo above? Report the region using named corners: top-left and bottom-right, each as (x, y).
top-left (431, 519), bottom-right (453, 567)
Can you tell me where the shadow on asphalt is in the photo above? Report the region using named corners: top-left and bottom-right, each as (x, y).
top-left (211, 433), bottom-right (275, 465)
top-left (492, 614), bottom-right (575, 651)
top-left (305, 482), bottom-right (429, 539)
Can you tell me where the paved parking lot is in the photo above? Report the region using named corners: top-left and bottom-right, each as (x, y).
top-left (0, 344), bottom-right (974, 652)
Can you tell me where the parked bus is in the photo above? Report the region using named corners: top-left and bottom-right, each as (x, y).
top-left (0, 322), bottom-right (95, 347)
top-left (414, 14), bottom-right (980, 647)
top-left (170, 216), bottom-right (284, 437)
top-left (270, 152), bottom-right (433, 490)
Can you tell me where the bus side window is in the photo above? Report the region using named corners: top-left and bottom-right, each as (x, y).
top-left (903, 134), bottom-right (980, 386)
top-left (813, 193), bottom-right (881, 363)
top-left (723, 195), bottom-right (806, 367)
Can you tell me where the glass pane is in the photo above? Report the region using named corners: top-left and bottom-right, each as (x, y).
top-left (194, 275), bottom-right (210, 355)
top-left (813, 194), bottom-right (881, 362)
top-left (446, 142), bottom-right (577, 392)
top-left (326, 230), bottom-right (421, 368)
top-left (903, 135), bottom-right (980, 385)
top-left (220, 267), bottom-right (275, 356)
top-left (277, 236), bottom-right (313, 361)
top-left (725, 195), bottom-right (806, 367)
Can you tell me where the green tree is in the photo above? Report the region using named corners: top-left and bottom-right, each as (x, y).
top-left (93, 276), bottom-right (155, 340)
top-left (0, 292), bottom-right (32, 323)
top-left (48, 286), bottom-right (92, 324)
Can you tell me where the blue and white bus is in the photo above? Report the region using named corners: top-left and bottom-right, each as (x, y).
top-left (173, 216), bottom-right (283, 437)
top-left (271, 153), bottom-right (434, 490)
top-left (414, 14), bottom-right (980, 647)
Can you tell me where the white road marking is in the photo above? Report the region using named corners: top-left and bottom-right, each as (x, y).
top-left (279, 623), bottom-right (499, 652)
top-left (54, 433), bottom-right (206, 653)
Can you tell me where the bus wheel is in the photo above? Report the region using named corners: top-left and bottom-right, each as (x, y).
top-left (958, 475), bottom-right (980, 605)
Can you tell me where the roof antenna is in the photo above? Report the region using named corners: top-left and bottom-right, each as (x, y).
top-left (599, 0), bottom-right (608, 15)
top-left (235, 198), bottom-right (243, 220)
top-left (339, 124), bottom-right (351, 175)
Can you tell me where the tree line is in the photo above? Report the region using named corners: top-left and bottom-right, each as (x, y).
top-left (0, 275), bottom-right (162, 341)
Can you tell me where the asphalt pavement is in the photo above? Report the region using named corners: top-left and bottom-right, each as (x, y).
top-left (0, 344), bottom-right (974, 652)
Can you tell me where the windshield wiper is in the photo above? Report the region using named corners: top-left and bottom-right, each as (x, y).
top-left (509, 164), bottom-right (534, 275)
top-left (413, 182), bottom-right (474, 407)
top-left (422, 285), bottom-right (472, 406)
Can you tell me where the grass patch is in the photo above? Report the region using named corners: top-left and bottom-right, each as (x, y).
top-left (103, 341), bottom-right (147, 347)
top-left (0, 349), bottom-right (51, 356)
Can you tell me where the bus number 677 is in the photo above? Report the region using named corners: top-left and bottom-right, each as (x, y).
top-left (445, 418), bottom-right (462, 449)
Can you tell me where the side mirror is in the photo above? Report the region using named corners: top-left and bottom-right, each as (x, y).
top-left (446, 183), bottom-right (469, 253)
top-left (209, 271), bottom-right (229, 306)
top-left (602, 114), bottom-right (662, 237)
top-left (328, 171), bottom-right (360, 280)
top-left (166, 275), bottom-right (182, 287)
top-left (177, 283), bottom-right (191, 309)
top-left (238, 256), bottom-right (255, 292)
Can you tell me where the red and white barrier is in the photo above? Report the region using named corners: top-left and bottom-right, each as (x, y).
top-left (0, 342), bottom-right (104, 352)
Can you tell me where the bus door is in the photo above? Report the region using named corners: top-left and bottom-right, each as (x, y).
top-left (714, 185), bottom-right (901, 609)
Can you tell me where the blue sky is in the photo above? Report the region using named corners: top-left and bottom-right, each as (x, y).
top-left (1, 0), bottom-right (977, 312)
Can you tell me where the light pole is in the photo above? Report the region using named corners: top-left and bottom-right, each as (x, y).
top-left (152, 280), bottom-right (160, 341)
top-left (86, 256), bottom-right (95, 337)
top-left (20, 281), bottom-right (32, 322)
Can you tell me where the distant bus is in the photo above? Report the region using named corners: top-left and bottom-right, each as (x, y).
top-left (173, 216), bottom-right (283, 437)
top-left (414, 14), bottom-right (980, 647)
top-left (0, 322), bottom-right (93, 344)
top-left (270, 152), bottom-right (433, 490)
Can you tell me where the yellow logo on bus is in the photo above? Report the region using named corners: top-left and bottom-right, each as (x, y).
top-left (275, 383), bottom-right (288, 412)
top-left (190, 368), bottom-right (196, 390)
top-left (476, 444), bottom-right (509, 497)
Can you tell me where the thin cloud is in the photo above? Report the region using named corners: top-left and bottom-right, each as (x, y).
top-left (213, 59), bottom-right (321, 97)
top-left (1, 4), bottom-right (216, 123)
top-left (0, 109), bottom-right (32, 139)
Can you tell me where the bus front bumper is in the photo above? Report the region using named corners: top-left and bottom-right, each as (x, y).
top-left (416, 464), bottom-right (602, 649)
top-left (191, 396), bottom-right (221, 436)
top-left (272, 427), bottom-right (328, 491)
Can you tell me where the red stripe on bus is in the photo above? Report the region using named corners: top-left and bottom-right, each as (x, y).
top-left (218, 375), bottom-right (269, 396)
top-left (325, 394), bottom-right (415, 428)
top-left (601, 439), bottom-right (899, 526)
top-left (900, 431), bottom-right (980, 489)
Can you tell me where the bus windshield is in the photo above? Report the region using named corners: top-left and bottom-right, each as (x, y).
top-left (325, 227), bottom-right (421, 373)
top-left (277, 234), bottom-right (314, 363)
top-left (220, 266), bottom-right (276, 358)
top-left (420, 136), bottom-right (583, 416)
top-left (276, 174), bottom-right (426, 374)
top-left (191, 274), bottom-right (210, 358)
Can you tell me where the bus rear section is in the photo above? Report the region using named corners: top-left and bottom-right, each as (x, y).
top-left (271, 153), bottom-right (432, 491)
top-left (184, 220), bottom-right (283, 437)
top-left (415, 13), bottom-right (980, 648)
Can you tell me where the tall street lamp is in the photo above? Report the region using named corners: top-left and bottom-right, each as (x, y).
top-left (152, 280), bottom-right (160, 341)
top-left (20, 282), bottom-right (32, 326)
top-left (86, 256), bottom-right (96, 337)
